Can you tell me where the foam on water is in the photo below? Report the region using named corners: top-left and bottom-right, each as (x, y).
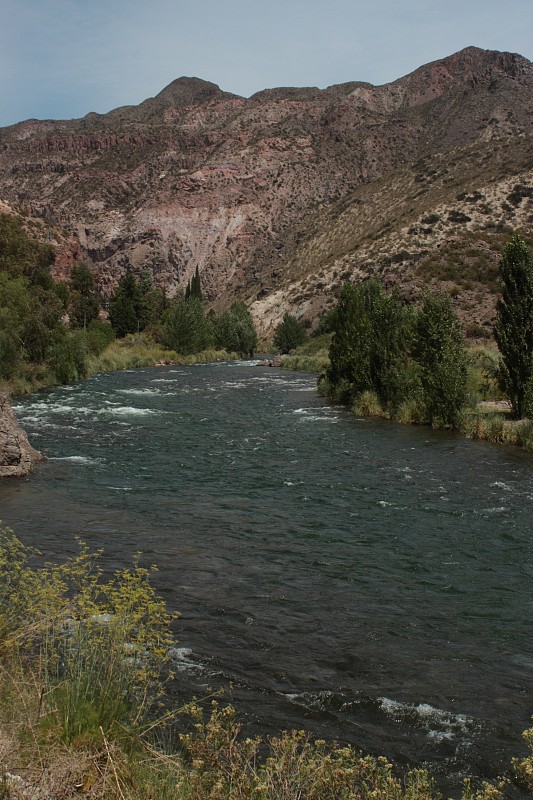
top-left (378, 698), bottom-right (474, 742)
top-left (168, 646), bottom-right (208, 674)
top-left (118, 388), bottom-right (162, 397)
top-left (490, 481), bottom-right (512, 491)
top-left (293, 407), bottom-right (339, 423)
top-left (49, 456), bottom-right (100, 466)
top-left (98, 406), bottom-right (161, 417)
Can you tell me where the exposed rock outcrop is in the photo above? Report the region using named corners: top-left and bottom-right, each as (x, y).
top-left (0, 395), bottom-right (43, 478)
top-left (1, 47), bottom-right (532, 335)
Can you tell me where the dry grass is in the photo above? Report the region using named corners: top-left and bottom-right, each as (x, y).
top-left (87, 334), bottom-right (233, 376)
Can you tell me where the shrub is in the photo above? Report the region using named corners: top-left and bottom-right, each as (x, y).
top-left (352, 390), bottom-right (383, 417)
top-left (0, 527), bottom-right (175, 747)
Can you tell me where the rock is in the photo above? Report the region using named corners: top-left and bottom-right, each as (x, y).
top-left (258, 356), bottom-right (283, 367)
top-left (0, 394), bottom-right (44, 478)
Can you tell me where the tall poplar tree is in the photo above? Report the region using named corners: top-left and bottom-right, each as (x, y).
top-left (416, 292), bottom-right (467, 428)
top-left (493, 235), bottom-right (533, 419)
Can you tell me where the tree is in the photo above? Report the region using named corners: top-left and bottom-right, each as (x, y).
top-left (69, 262), bottom-right (100, 328)
top-left (493, 235), bottom-right (533, 419)
top-left (415, 291), bottom-right (467, 427)
top-left (185, 267), bottom-right (202, 302)
top-left (229, 301), bottom-right (258, 357)
top-left (138, 269), bottom-right (167, 329)
top-left (0, 213), bottom-right (55, 282)
top-left (108, 272), bottom-right (143, 337)
top-left (327, 280), bottom-right (414, 408)
top-left (161, 297), bottom-right (213, 354)
top-left (273, 313), bottom-right (307, 353)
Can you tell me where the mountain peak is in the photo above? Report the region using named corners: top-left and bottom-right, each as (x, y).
top-left (154, 76), bottom-right (241, 106)
top-left (407, 45), bottom-right (533, 84)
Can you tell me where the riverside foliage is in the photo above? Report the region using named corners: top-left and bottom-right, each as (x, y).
top-left (273, 313), bottom-right (308, 353)
top-left (0, 213), bottom-right (258, 392)
top-left (107, 271), bottom-right (258, 358)
top-left (322, 279), bottom-right (468, 428)
top-left (0, 214), bottom-right (103, 391)
top-left (493, 235), bottom-right (533, 419)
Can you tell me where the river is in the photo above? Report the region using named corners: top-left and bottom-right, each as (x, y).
top-left (1, 361), bottom-right (532, 794)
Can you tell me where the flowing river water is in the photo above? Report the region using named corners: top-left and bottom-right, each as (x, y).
top-left (1, 361), bottom-right (532, 794)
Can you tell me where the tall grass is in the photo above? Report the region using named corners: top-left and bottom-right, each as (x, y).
top-left (461, 411), bottom-right (533, 451)
top-left (87, 333), bottom-right (233, 376)
top-left (280, 334), bottom-right (331, 374)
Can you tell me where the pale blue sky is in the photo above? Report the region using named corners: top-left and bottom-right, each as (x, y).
top-left (1, 0), bottom-right (533, 127)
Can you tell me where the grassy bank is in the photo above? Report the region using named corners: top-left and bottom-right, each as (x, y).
top-left (279, 334), bottom-right (332, 374)
top-left (1, 526), bottom-right (531, 800)
top-left (87, 333), bottom-right (235, 376)
top-left (1, 334), bottom-right (236, 398)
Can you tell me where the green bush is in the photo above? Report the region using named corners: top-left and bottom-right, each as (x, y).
top-left (0, 527), bottom-right (175, 747)
top-left (494, 235), bottom-right (533, 419)
top-left (352, 390), bottom-right (383, 417)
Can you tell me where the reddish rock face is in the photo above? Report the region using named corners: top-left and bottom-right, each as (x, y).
top-left (1, 47), bottom-right (533, 333)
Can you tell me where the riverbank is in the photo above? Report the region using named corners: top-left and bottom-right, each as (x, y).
top-left (86, 333), bottom-right (235, 377)
top-left (0, 334), bottom-right (236, 399)
top-left (1, 525), bottom-right (531, 800)
top-left (279, 341), bottom-right (533, 453)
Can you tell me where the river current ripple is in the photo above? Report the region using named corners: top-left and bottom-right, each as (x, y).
top-left (1, 362), bottom-right (532, 794)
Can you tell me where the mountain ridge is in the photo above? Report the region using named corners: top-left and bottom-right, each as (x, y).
top-left (1, 46), bottom-right (533, 335)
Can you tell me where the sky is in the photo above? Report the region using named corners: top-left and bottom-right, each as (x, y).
top-left (1, 0), bottom-right (533, 127)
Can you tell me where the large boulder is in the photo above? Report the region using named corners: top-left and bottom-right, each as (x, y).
top-left (0, 394), bottom-right (43, 477)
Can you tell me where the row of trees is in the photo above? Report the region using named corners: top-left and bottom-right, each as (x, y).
top-left (324, 279), bottom-right (467, 427)
top-left (322, 234), bottom-right (533, 425)
top-left (0, 215), bottom-right (111, 386)
top-left (0, 214), bottom-right (257, 388)
top-left (106, 269), bottom-right (258, 358)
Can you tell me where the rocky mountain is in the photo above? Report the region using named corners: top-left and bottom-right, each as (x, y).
top-left (1, 46), bottom-right (533, 335)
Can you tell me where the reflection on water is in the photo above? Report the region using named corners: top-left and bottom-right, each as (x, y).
top-left (1, 361), bottom-right (532, 792)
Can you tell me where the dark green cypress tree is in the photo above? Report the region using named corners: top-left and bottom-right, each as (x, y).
top-left (190, 266), bottom-right (202, 301)
top-left (108, 271), bottom-right (143, 337)
top-left (493, 235), bottom-right (533, 419)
